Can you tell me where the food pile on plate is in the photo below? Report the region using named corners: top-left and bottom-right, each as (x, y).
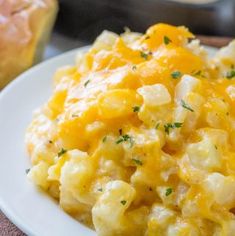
top-left (26, 23), bottom-right (235, 235)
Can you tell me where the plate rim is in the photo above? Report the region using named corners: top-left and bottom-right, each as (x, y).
top-left (0, 46), bottom-right (89, 236)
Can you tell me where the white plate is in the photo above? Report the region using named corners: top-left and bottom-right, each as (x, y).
top-left (0, 46), bottom-right (95, 236)
top-left (0, 46), bottom-right (217, 236)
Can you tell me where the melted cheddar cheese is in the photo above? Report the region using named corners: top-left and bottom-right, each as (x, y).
top-left (25, 23), bottom-right (235, 236)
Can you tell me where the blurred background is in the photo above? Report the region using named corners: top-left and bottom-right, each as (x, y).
top-left (56, 0), bottom-right (235, 40)
top-left (48, 0), bottom-right (235, 57)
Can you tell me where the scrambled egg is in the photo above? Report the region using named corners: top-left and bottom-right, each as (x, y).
top-left (25, 23), bottom-right (235, 236)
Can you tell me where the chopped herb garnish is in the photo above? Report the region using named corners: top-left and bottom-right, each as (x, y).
top-left (215, 145), bottom-right (218, 150)
top-left (171, 71), bottom-right (182, 79)
top-left (102, 136), bottom-right (107, 143)
top-left (133, 106), bottom-right (140, 113)
top-left (226, 112), bottom-right (229, 116)
top-left (72, 114), bottom-right (79, 118)
top-left (98, 188), bottom-right (103, 192)
top-left (145, 35), bottom-right (150, 40)
top-left (155, 123), bottom-right (160, 129)
top-left (84, 80), bottom-right (90, 87)
top-left (116, 139), bottom-right (123, 144)
top-left (49, 140), bottom-right (53, 144)
top-left (226, 70), bottom-right (235, 79)
top-left (165, 188), bottom-right (173, 196)
top-left (164, 122), bottom-right (183, 134)
top-left (132, 158), bottom-right (143, 166)
top-left (132, 65), bottom-right (137, 70)
top-left (140, 51), bottom-right (149, 60)
top-left (116, 134), bottom-right (134, 148)
top-left (193, 70), bottom-right (202, 77)
top-left (25, 168), bottom-right (30, 174)
top-left (58, 148), bottom-right (67, 157)
top-left (120, 200), bottom-right (127, 205)
top-left (181, 100), bottom-right (194, 112)
top-left (163, 36), bottom-right (172, 45)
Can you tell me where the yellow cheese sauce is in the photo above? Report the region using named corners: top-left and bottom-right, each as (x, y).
top-left (25, 23), bottom-right (235, 236)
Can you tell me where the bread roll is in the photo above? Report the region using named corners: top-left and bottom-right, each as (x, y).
top-left (0, 0), bottom-right (58, 89)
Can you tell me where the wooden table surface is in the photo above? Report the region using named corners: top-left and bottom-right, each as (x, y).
top-left (0, 211), bottom-right (25, 236)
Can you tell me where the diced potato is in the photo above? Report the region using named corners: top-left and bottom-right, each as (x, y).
top-left (92, 30), bottom-right (119, 52)
top-left (98, 89), bottom-right (140, 119)
top-left (203, 173), bottom-right (235, 207)
top-left (137, 84), bottom-right (171, 107)
top-left (28, 161), bottom-right (50, 190)
top-left (213, 40), bottom-right (235, 76)
top-left (167, 220), bottom-right (199, 236)
top-left (186, 136), bottom-right (221, 171)
top-left (92, 180), bottom-right (136, 236)
top-left (60, 150), bottom-right (95, 205)
top-left (226, 85), bottom-right (235, 101)
top-left (147, 204), bottom-right (176, 235)
top-left (175, 75), bottom-right (201, 102)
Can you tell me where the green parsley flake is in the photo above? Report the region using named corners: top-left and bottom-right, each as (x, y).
top-left (171, 71), bottom-right (182, 79)
top-left (165, 188), bottom-right (173, 196)
top-left (181, 100), bottom-right (194, 112)
top-left (132, 65), bottom-right (137, 70)
top-left (226, 70), bottom-right (235, 79)
top-left (155, 123), bottom-right (160, 129)
top-left (98, 188), bottom-right (103, 192)
top-left (193, 70), bottom-right (202, 77)
top-left (58, 148), bottom-right (67, 157)
top-left (140, 51), bottom-right (149, 60)
top-left (132, 158), bottom-right (143, 166)
top-left (164, 122), bottom-right (183, 134)
top-left (116, 134), bottom-right (134, 148)
top-left (25, 168), bottom-right (30, 174)
top-left (120, 200), bottom-right (127, 205)
top-left (133, 106), bottom-right (140, 113)
top-left (102, 136), bottom-right (107, 143)
top-left (145, 35), bottom-right (150, 40)
top-left (163, 36), bottom-right (172, 45)
top-left (84, 80), bottom-right (90, 87)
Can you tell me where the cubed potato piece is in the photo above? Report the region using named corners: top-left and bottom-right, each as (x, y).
top-left (175, 75), bottom-right (201, 102)
top-left (137, 84), bottom-right (171, 107)
top-left (98, 89), bottom-right (140, 119)
top-left (28, 161), bottom-right (50, 190)
top-left (167, 220), bottom-right (199, 236)
top-left (60, 150), bottom-right (94, 205)
top-left (92, 180), bottom-right (135, 236)
top-left (147, 204), bottom-right (176, 235)
top-left (203, 173), bottom-right (235, 206)
top-left (92, 30), bottom-right (119, 51)
top-left (187, 136), bottom-right (221, 171)
top-left (213, 40), bottom-right (235, 76)
top-left (226, 85), bottom-right (235, 101)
